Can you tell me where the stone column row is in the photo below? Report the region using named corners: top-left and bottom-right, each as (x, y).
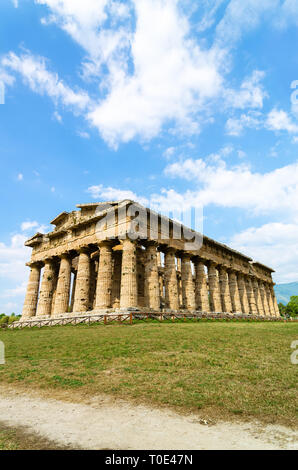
top-left (22, 243), bottom-right (280, 318)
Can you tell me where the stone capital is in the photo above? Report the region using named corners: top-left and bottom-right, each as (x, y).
top-left (163, 246), bottom-right (176, 255)
top-left (218, 265), bottom-right (228, 273)
top-left (59, 252), bottom-right (71, 260)
top-left (77, 246), bottom-right (90, 255)
top-left (98, 239), bottom-right (115, 248)
top-left (143, 240), bottom-right (159, 249)
top-left (26, 261), bottom-right (43, 269)
top-left (207, 260), bottom-right (218, 268)
top-left (43, 257), bottom-right (56, 265)
top-left (178, 251), bottom-right (192, 260)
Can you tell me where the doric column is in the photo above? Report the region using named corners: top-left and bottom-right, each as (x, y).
top-left (208, 262), bottom-right (221, 313)
top-left (253, 278), bottom-right (265, 316)
top-left (177, 273), bottom-right (182, 309)
top-left (137, 248), bottom-right (146, 308)
top-left (50, 264), bottom-right (59, 315)
top-left (89, 259), bottom-right (97, 310)
top-left (164, 248), bottom-right (179, 310)
top-left (218, 266), bottom-right (233, 313)
top-left (22, 262), bottom-right (42, 318)
top-left (120, 239), bottom-right (138, 309)
top-left (95, 241), bottom-right (113, 309)
top-left (73, 248), bottom-right (91, 313)
top-left (270, 284), bottom-right (280, 317)
top-left (70, 271), bottom-right (76, 312)
top-left (238, 273), bottom-right (250, 314)
top-left (144, 242), bottom-right (160, 310)
top-left (36, 259), bottom-right (57, 317)
top-left (228, 270), bottom-right (242, 313)
top-left (53, 254), bottom-right (72, 315)
top-left (180, 253), bottom-right (196, 311)
top-left (246, 276), bottom-right (258, 315)
top-left (194, 259), bottom-right (210, 312)
top-left (265, 283), bottom-right (274, 316)
top-left (112, 251), bottom-right (122, 309)
top-left (259, 281), bottom-right (270, 316)
top-left (159, 270), bottom-right (164, 301)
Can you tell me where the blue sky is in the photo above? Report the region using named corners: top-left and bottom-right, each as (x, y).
top-left (1, 0), bottom-right (298, 314)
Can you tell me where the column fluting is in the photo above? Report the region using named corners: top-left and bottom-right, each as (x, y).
top-left (246, 276), bottom-right (258, 315)
top-left (73, 248), bottom-right (91, 313)
top-left (194, 259), bottom-right (210, 312)
top-left (228, 270), bottom-right (242, 313)
top-left (95, 241), bottom-right (113, 309)
top-left (120, 239), bottom-right (138, 309)
top-left (53, 254), bottom-right (72, 315)
top-left (36, 259), bottom-right (57, 317)
top-left (218, 266), bottom-right (233, 313)
top-left (112, 250), bottom-right (122, 309)
top-left (181, 253), bottom-right (196, 311)
top-left (259, 281), bottom-right (270, 316)
top-left (144, 242), bottom-right (160, 310)
top-left (164, 248), bottom-right (179, 311)
top-left (238, 273), bottom-right (250, 314)
top-left (253, 278), bottom-right (265, 316)
top-left (21, 262), bottom-right (42, 318)
top-left (208, 262), bottom-right (222, 313)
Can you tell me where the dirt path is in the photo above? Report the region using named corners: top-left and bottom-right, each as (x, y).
top-left (0, 387), bottom-right (296, 450)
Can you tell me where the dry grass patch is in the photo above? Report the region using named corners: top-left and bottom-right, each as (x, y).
top-left (0, 422), bottom-right (71, 450)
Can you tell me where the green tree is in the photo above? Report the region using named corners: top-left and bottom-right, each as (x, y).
top-left (278, 302), bottom-right (286, 316)
top-left (285, 296), bottom-right (298, 317)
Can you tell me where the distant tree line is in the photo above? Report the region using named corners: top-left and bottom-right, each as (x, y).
top-left (0, 313), bottom-right (21, 327)
top-left (278, 296), bottom-right (298, 318)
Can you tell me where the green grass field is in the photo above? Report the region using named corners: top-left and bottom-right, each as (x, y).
top-left (0, 320), bottom-right (297, 426)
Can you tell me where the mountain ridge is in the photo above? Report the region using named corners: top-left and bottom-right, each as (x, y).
top-left (274, 282), bottom-right (298, 304)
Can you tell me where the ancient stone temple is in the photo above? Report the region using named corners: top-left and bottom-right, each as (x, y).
top-left (21, 200), bottom-right (280, 321)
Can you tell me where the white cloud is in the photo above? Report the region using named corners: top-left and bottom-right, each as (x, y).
top-left (0, 234), bottom-right (29, 285)
top-left (226, 112), bottom-right (262, 136)
top-left (226, 108), bottom-right (298, 137)
top-left (0, 221), bottom-right (47, 313)
top-left (77, 130), bottom-right (90, 139)
top-left (266, 108), bottom-right (298, 134)
top-left (163, 147), bottom-right (176, 159)
top-left (11, 0), bottom-right (18, 8)
top-left (1, 282), bottom-right (27, 300)
top-left (35, 0), bottom-right (132, 78)
top-left (215, 0), bottom-right (279, 47)
top-left (274, 0), bottom-right (298, 28)
top-left (87, 184), bottom-right (148, 206)
top-left (87, 0), bottom-right (223, 147)
top-left (21, 221), bottom-right (38, 231)
top-left (224, 70), bottom-right (267, 110)
top-left (21, 221), bottom-right (48, 233)
top-left (17, 173), bottom-right (23, 181)
top-left (2, 52), bottom-right (90, 111)
top-left (53, 110), bottom-right (62, 122)
top-left (230, 223), bottom-right (298, 283)
top-left (162, 156), bottom-right (298, 216)
top-left (0, 232), bottom-right (29, 314)
top-left (0, 69), bottom-right (15, 86)
top-left (3, 1), bottom-right (296, 148)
